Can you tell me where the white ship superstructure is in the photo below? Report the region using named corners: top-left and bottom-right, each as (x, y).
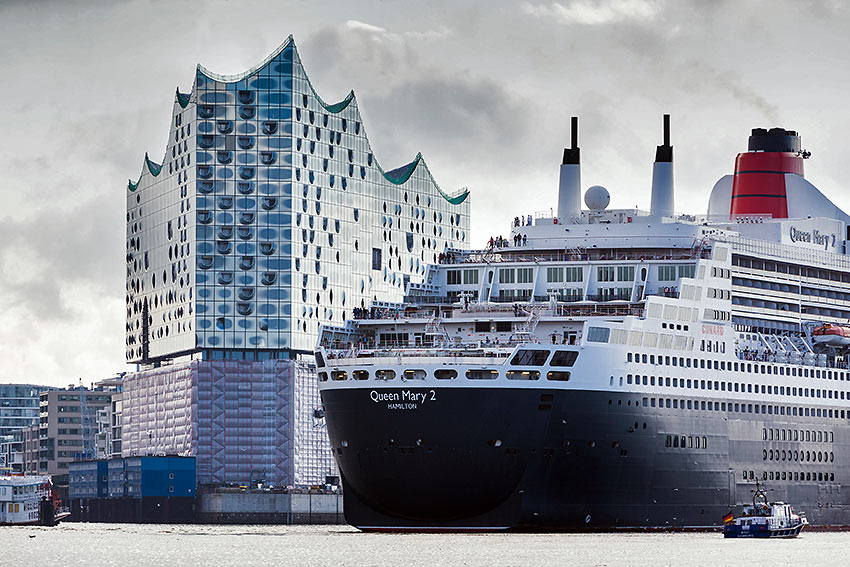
top-left (317, 117), bottom-right (850, 530)
top-left (0, 475), bottom-right (54, 526)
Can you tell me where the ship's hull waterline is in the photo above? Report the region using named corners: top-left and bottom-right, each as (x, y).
top-left (322, 385), bottom-right (848, 530)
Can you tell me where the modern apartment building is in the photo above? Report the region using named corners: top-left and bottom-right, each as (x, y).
top-left (0, 384), bottom-right (49, 438)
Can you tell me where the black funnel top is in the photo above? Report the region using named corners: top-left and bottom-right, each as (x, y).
top-left (562, 116), bottom-right (580, 165)
top-left (748, 128), bottom-right (801, 153)
top-left (655, 114), bottom-right (672, 163)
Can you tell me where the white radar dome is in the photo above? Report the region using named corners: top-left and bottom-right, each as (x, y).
top-left (584, 185), bottom-right (610, 210)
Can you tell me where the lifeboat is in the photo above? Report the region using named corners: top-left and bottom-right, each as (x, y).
top-left (812, 323), bottom-right (850, 346)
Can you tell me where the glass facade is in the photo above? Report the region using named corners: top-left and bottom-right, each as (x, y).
top-left (126, 36), bottom-right (471, 364)
top-left (0, 384), bottom-right (46, 438)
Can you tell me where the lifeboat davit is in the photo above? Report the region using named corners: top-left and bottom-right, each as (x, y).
top-left (812, 323), bottom-right (850, 346)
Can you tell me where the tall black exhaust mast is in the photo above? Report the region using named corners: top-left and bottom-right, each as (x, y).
top-left (557, 117), bottom-right (582, 221)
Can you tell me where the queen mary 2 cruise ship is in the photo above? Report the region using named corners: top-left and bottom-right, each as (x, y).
top-left (316, 115), bottom-right (850, 530)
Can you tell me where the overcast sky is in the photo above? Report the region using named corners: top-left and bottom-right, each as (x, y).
top-left (2, 0), bottom-right (850, 387)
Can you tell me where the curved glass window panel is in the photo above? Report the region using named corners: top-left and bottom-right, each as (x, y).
top-left (261, 272), bottom-right (277, 285)
top-left (239, 256), bottom-right (255, 270)
top-left (217, 196), bottom-right (233, 209)
top-left (375, 369), bottom-right (395, 380)
top-left (261, 197), bottom-right (277, 210)
top-left (237, 227), bottom-right (253, 240)
top-left (237, 181), bottom-right (254, 195)
top-left (261, 152), bottom-right (277, 165)
top-left (238, 136), bottom-right (254, 150)
top-left (260, 242), bottom-right (275, 255)
top-left (199, 256), bottom-right (214, 270)
top-left (239, 106), bottom-right (256, 119)
top-left (466, 369), bottom-right (498, 380)
top-left (198, 135), bottom-right (215, 149)
top-left (217, 121), bottom-right (234, 134)
top-left (510, 350), bottom-right (549, 366)
top-left (216, 241), bottom-right (232, 254)
top-left (238, 90), bottom-right (255, 104)
top-left (197, 211), bottom-right (213, 224)
top-left (217, 226), bottom-right (234, 239)
top-left (197, 166), bottom-right (213, 179)
top-left (198, 105), bottom-right (215, 119)
top-left (238, 166), bottom-right (255, 180)
top-left (262, 121), bottom-right (278, 135)
top-left (239, 212), bottom-right (255, 225)
top-left (506, 370), bottom-right (540, 380)
top-left (550, 351), bottom-right (579, 366)
top-left (218, 272), bottom-right (233, 285)
top-left (198, 180), bottom-right (214, 194)
top-left (237, 302), bottom-right (253, 316)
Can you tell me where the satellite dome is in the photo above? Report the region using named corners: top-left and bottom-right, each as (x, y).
top-left (585, 185), bottom-right (610, 210)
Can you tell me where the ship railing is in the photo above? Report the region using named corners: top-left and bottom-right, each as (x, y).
top-left (324, 343), bottom-right (520, 361)
top-left (327, 354), bottom-right (510, 366)
top-left (347, 302), bottom-right (644, 322)
top-left (735, 348), bottom-right (850, 369)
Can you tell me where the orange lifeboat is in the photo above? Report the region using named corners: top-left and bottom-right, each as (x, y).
top-left (812, 323), bottom-right (850, 346)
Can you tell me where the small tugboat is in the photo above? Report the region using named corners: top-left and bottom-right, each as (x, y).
top-left (0, 474), bottom-right (70, 526)
top-left (723, 481), bottom-right (807, 538)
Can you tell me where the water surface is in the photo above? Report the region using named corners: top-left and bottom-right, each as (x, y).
top-left (1, 524), bottom-right (847, 566)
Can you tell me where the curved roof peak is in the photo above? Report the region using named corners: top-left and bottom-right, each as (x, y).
top-left (196, 35), bottom-right (295, 83)
top-left (378, 153), bottom-right (470, 205)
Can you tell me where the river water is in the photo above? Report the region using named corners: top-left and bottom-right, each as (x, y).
top-left (1, 524), bottom-right (847, 566)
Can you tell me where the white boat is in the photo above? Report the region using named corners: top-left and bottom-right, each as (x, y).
top-left (0, 475), bottom-right (70, 526)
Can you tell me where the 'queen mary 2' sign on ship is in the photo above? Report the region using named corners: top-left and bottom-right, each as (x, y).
top-left (317, 116), bottom-right (850, 530)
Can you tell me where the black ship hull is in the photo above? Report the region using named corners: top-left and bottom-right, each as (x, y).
top-left (321, 386), bottom-right (849, 530)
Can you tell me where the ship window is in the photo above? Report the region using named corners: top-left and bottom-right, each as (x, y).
top-left (511, 349), bottom-right (549, 366)
top-left (587, 327), bottom-right (610, 343)
top-left (673, 435), bottom-right (679, 447)
top-left (402, 369), bottom-right (426, 381)
top-left (547, 371), bottom-right (570, 381)
top-left (551, 350), bottom-right (579, 367)
top-left (434, 369), bottom-right (457, 380)
top-left (353, 370), bottom-right (369, 381)
top-left (331, 371), bottom-right (348, 381)
top-left (507, 370), bottom-right (540, 380)
top-left (474, 321), bottom-right (491, 332)
top-left (375, 370), bottom-right (396, 381)
top-left (466, 369), bottom-right (498, 380)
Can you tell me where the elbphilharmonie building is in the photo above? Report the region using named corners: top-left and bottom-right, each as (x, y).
top-left (121, 36), bottom-right (471, 486)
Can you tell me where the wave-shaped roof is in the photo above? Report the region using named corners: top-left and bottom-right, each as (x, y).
top-left (128, 36), bottom-right (469, 205)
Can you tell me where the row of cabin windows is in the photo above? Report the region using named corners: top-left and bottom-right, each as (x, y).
top-left (629, 351), bottom-right (849, 381)
top-left (626, 373), bottom-right (847, 400)
top-left (764, 448), bottom-right (833, 463)
top-left (498, 267), bottom-right (533, 284)
top-left (742, 470), bottom-right (835, 483)
top-left (320, 368), bottom-right (571, 382)
top-left (546, 267), bottom-right (583, 283)
top-left (664, 434), bottom-right (707, 449)
top-left (733, 254), bottom-right (850, 282)
top-left (638, 395), bottom-right (849, 419)
top-left (446, 269), bottom-right (479, 285)
top-left (763, 428), bottom-right (833, 443)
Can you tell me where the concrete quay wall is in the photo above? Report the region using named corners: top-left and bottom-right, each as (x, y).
top-left (197, 492), bottom-right (344, 524)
